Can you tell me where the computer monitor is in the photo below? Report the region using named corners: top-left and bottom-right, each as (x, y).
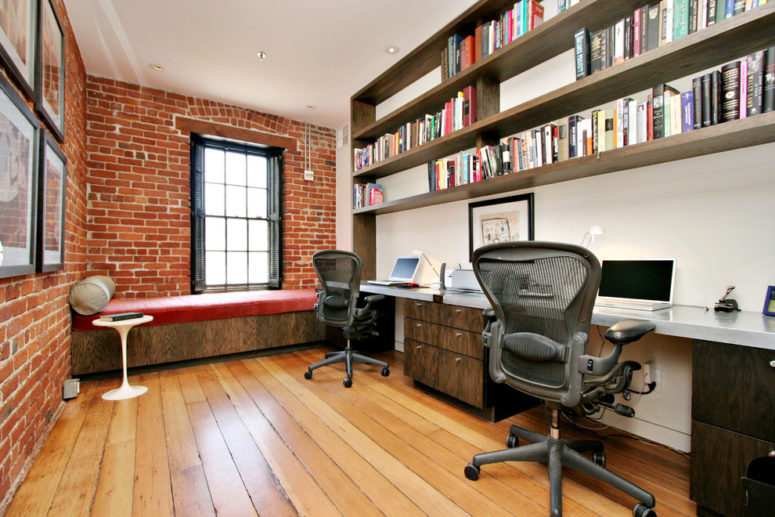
top-left (596, 258), bottom-right (676, 311)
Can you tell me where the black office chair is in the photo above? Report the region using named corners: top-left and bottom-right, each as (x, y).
top-left (304, 250), bottom-right (390, 388)
top-left (463, 241), bottom-right (657, 517)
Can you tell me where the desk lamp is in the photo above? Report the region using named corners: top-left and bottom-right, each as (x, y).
top-left (580, 225), bottom-right (605, 248)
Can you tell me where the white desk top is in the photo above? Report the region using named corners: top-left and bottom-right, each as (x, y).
top-left (362, 284), bottom-right (775, 351)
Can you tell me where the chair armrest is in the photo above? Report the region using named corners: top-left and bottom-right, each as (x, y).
top-left (604, 319), bottom-right (656, 346)
top-left (364, 294), bottom-right (384, 305)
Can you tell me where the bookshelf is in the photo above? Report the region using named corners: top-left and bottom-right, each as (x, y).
top-left (350, 0), bottom-right (775, 278)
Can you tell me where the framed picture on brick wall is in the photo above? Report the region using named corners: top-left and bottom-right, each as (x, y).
top-left (0, 0), bottom-right (37, 98)
top-left (35, 0), bottom-right (63, 141)
top-left (0, 72), bottom-right (40, 279)
top-left (36, 129), bottom-right (65, 271)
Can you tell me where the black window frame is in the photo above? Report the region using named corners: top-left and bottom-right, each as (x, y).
top-left (190, 134), bottom-right (283, 292)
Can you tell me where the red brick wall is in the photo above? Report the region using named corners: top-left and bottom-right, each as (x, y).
top-left (0, 0), bottom-right (88, 509)
top-left (85, 77), bottom-right (337, 297)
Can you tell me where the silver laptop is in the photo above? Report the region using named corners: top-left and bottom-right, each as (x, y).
top-left (367, 256), bottom-right (421, 286)
top-left (595, 259), bottom-right (676, 311)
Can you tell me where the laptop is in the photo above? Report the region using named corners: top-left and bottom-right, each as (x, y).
top-left (367, 256), bottom-right (421, 286)
top-left (595, 258), bottom-right (676, 311)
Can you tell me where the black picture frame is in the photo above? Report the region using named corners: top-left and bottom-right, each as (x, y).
top-left (0, 0), bottom-right (37, 98)
top-left (468, 193), bottom-right (534, 261)
top-left (763, 286), bottom-right (775, 317)
top-left (36, 130), bottom-right (65, 271)
top-left (0, 71), bottom-right (39, 278)
top-left (34, 0), bottom-right (63, 141)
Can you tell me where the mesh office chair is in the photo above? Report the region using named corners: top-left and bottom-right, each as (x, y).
top-left (464, 242), bottom-right (657, 517)
top-left (304, 250), bottom-right (390, 388)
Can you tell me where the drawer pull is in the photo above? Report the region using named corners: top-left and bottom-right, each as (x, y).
top-left (455, 357), bottom-right (462, 362)
top-left (770, 360), bottom-right (775, 368)
top-left (416, 323), bottom-right (423, 327)
top-left (456, 332), bottom-right (463, 338)
top-left (456, 308), bottom-right (463, 313)
top-left (416, 345), bottom-right (422, 350)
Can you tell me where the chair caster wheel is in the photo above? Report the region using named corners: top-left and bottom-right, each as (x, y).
top-left (464, 463), bottom-right (480, 481)
top-left (593, 450), bottom-right (606, 467)
top-left (304, 370), bottom-right (312, 380)
top-left (506, 433), bottom-right (519, 448)
top-left (633, 503), bottom-right (656, 517)
top-left (381, 367), bottom-right (390, 377)
top-left (343, 378), bottom-right (352, 388)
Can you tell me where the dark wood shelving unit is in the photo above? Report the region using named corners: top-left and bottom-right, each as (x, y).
top-left (350, 0), bottom-right (775, 281)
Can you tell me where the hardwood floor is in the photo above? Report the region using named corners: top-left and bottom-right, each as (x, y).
top-left (6, 347), bottom-right (695, 516)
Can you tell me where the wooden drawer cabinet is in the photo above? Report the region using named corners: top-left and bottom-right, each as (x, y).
top-left (403, 301), bottom-right (536, 420)
top-left (691, 340), bottom-right (775, 516)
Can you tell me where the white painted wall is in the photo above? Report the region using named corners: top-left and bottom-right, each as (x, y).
top-left (336, 4), bottom-right (775, 451)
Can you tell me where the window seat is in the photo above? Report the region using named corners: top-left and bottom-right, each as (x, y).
top-left (70, 289), bottom-right (324, 375)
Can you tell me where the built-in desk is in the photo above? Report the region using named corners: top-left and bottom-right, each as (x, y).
top-left (362, 284), bottom-right (775, 516)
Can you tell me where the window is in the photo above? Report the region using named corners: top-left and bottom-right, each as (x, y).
top-left (191, 135), bottom-right (282, 292)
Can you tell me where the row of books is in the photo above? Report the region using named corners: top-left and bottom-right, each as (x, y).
top-left (353, 86), bottom-right (476, 171)
top-left (424, 47), bottom-right (774, 191)
top-left (353, 183), bottom-right (383, 209)
top-left (573, 0), bottom-right (770, 80)
top-left (441, 1), bottom-right (544, 81)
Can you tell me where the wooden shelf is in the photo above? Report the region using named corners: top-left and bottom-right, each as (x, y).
top-left (353, 112), bottom-right (775, 216)
top-left (352, 0), bottom-right (649, 142)
top-left (352, 3), bottom-right (775, 180)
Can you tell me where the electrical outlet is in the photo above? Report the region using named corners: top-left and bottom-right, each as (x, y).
top-left (304, 169), bottom-right (314, 181)
top-left (643, 360), bottom-right (654, 385)
top-left (653, 367), bottom-right (663, 393)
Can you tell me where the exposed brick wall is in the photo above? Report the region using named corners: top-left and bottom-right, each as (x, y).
top-left (0, 0), bottom-right (88, 509)
top-left (85, 77), bottom-right (337, 297)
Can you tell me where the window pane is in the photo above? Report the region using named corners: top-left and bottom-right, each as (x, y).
top-left (206, 251), bottom-right (225, 285)
top-left (205, 217), bottom-right (225, 250)
top-left (247, 155), bottom-right (267, 188)
top-left (225, 151), bottom-right (246, 185)
top-left (227, 252), bottom-right (247, 284)
top-left (225, 185), bottom-right (246, 217)
top-left (247, 188), bottom-right (267, 218)
top-left (248, 220), bottom-right (268, 251)
top-left (205, 183), bottom-right (224, 215)
top-left (204, 148), bottom-right (224, 182)
top-left (227, 218), bottom-right (247, 251)
top-left (249, 252), bottom-right (268, 283)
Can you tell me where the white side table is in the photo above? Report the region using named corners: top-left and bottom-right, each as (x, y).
top-left (92, 315), bottom-right (153, 400)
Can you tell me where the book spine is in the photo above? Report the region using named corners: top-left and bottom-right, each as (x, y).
top-left (701, 73), bottom-right (713, 126)
top-left (721, 61), bottom-right (740, 121)
top-left (689, 0), bottom-right (699, 34)
top-left (682, 91), bottom-right (695, 132)
top-left (640, 6), bottom-right (649, 54)
top-left (647, 4), bottom-right (661, 51)
top-left (711, 70), bottom-right (722, 124)
top-left (637, 102), bottom-right (647, 143)
top-left (605, 113), bottom-right (615, 149)
top-left (746, 50), bottom-right (765, 116)
top-left (740, 59), bottom-right (748, 118)
top-left (647, 96), bottom-right (654, 140)
top-left (765, 47), bottom-right (775, 112)
top-left (692, 77), bottom-right (703, 129)
top-left (707, 0), bottom-right (718, 26)
top-left (734, 0), bottom-right (745, 14)
top-left (591, 110), bottom-right (599, 153)
top-left (568, 115), bottom-right (578, 158)
top-left (725, 0), bottom-right (735, 18)
top-left (597, 110), bottom-right (607, 151)
top-left (614, 19), bottom-right (625, 64)
top-left (674, 0), bottom-right (690, 40)
top-left (653, 84), bottom-right (666, 139)
top-left (558, 121), bottom-right (569, 161)
top-left (574, 28), bottom-right (590, 80)
top-left (590, 30), bottom-right (604, 74)
top-left (624, 17), bottom-right (632, 61)
top-left (633, 8), bottom-right (642, 58)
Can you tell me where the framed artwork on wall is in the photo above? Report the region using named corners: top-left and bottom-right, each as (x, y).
top-left (468, 193), bottom-right (534, 261)
top-left (35, 0), bottom-right (63, 141)
top-left (36, 129), bottom-right (65, 271)
top-left (0, 0), bottom-right (37, 98)
top-left (0, 71), bottom-right (39, 279)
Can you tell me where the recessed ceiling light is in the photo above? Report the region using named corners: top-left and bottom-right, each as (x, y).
top-left (385, 46), bottom-right (400, 54)
top-left (149, 64), bottom-right (164, 71)
top-left (305, 105), bottom-right (316, 110)
top-left (256, 51), bottom-right (268, 61)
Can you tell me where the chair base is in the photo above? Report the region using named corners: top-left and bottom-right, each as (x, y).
top-left (304, 345), bottom-right (389, 388)
top-left (465, 418), bottom-right (656, 517)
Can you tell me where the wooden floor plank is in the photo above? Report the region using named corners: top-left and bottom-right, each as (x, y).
top-left (212, 359), bottom-right (340, 516)
top-left (132, 373), bottom-right (173, 517)
top-left (91, 392), bottom-right (138, 517)
top-left (228, 359), bottom-right (421, 516)
top-left (195, 366), bottom-right (296, 517)
top-left (9, 347), bottom-right (694, 517)
top-left (4, 380), bottom-right (100, 517)
top-left (254, 354), bottom-right (470, 517)
top-left (159, 370), bottom-right (215, 516)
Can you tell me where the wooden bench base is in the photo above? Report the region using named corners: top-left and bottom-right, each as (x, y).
top-left (72, 311), bottom-right (324, 375)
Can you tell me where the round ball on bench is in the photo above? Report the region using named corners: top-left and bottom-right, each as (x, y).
top-left (68, 276), bottom-right (116, 315)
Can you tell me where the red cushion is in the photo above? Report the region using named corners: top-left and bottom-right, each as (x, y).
top-left (71, 289), bottom-right (318, 331)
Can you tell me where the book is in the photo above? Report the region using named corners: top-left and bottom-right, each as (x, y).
top-left (557, 119), bottom-right (569, 161)
top-left (463, 86), bottom-right (477, 126)
top-left (740, 58), bottom-right (748, 118)
top-left (701, 73), bottom-right (713, 126)
top-left (367, 183), bottom-right (384, 205)
top-left (614, 19), bottom-right (625, 64)
top-left (628, 98), bottom-right (638, 144)
top-left (746, 50), bottom-right (765, 116)
top-left (590, 30), bottom-right (606, 74)
top-left (574, 28), bottom-right (590, 79)
top-left (681, 91), bottom-right (695, 132)
top-left (597, 110), bottom-right (607, 152)
top-left (633, 8), bottom-right (642, 58)
top-left (721, 61), bottom-right (741, 121)
top-left (711, 70), bottom-right (722, 124)
top-left (707, 0), bottom-right (718, 26)
top-left (647, 95), bottom-right (654, 140)
top-left (688, 0), bottom-right (699, 34)
top-left (667, 89), bottom-right (682, 136)
top-left (568, 114), bottom-right (583, 157)
top-left (653, 83), bottom-right (680, 138)
top-left (765, 46), bottom-right (775, 112)
top-left (624, 17), bottom-right (632, 61)
top-left (647, 4), bottom-right (661, 51)
top-left (100, 312), bottom-right (144, 321)
top-left (725, 0), bottom-right (735, 19)
top-left (674, 0), bottom-right (690, 40)
top-left (734, 0), bottom-right (746, 14)
top-left (692, 76), bottom-right (703, 129)
top-left (605, 114), bottom-right (615, 149)
top-left (461, 35), bottom-right (475, 71)
top-left (639, 5), bottom-right (649, 55)
top-left (637, 102), bottom-right (648, 143)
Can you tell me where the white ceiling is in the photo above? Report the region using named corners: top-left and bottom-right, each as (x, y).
top-left (63, 0), bottom-right (475, 130)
